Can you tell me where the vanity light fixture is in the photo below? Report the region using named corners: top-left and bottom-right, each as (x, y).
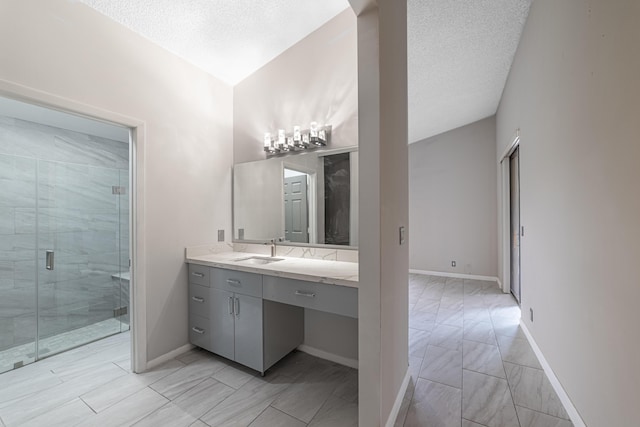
top-left (263, 122), bottom-right (330, 157)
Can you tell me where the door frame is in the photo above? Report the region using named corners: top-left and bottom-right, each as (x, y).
top-left (0, 79), bottom-right (147, 373)
top-left (499, 129), bottom-right (521, 295)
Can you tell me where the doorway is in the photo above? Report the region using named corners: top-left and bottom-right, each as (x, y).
top-left (283, 168), bottom-right (310, 243)
top-left (0, 96), bottom-right (132, 373)
top-left (509, 146), bottom-right (521, 303)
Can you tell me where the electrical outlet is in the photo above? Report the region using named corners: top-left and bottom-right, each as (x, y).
top-left (530, 308), bottom-right (534, 322)
top-left (217, 229), bottom-right (224, 242)
top-left (451, 261), bottom-right (456, 267)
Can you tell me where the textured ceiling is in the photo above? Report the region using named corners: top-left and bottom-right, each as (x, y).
top-left (79, 0), bottom-right (350, 85)
top-left (408, 0), bottom-right (531, 142)
top-left (79, 0), bottom-right (531, 143)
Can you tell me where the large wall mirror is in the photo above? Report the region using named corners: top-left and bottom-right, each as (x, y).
top-left (233, 146), bottom-right (358, 248)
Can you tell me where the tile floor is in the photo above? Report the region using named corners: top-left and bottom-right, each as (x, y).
top-left (395, 274), bottom-right (573, 427)
top-left (0, 274), bottom-right (573, 427)
top-left (0, 329), bottom-right (357, 426)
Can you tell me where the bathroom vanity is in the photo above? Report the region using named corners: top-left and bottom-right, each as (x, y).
top-left (186, 252), bottom-right (358, 375)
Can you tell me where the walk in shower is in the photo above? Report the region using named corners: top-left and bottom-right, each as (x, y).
top-left (0, 97), bottom-right (130, 374)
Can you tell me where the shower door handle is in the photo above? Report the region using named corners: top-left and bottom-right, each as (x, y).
top-left (45, 250), bottom-right (55, 270)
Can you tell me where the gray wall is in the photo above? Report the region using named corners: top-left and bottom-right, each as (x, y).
top-left (496, 0), bottom-right (640, 425)
top-left (0, 0), bottom-right (234, 362)
top-left (409, 117), bottom-right (497, 277)
top-left (233, 9), bottom-right (358, 164)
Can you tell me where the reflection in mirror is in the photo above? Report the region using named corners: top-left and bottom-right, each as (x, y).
top-left (233, 147), bottom-right (358, 248)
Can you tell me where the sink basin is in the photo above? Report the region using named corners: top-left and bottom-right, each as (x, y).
top-left (233, 256), bottom-right (284, 265)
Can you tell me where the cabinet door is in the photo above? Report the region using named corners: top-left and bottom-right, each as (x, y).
top-left (209, 287), bottom-right (235, 361)
top-left (233, 294), bottom-right (263, 372)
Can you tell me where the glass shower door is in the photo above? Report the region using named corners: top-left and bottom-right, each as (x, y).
top-left (36, 159), bottom-right (123, 359)
top-left (0, 153), bottom-right (38, 374)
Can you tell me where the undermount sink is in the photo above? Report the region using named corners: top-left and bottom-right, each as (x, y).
top-left (233, 256), bottom-right (284, 265)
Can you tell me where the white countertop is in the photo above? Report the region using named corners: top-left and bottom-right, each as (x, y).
top-left (186, 252), bottom-right (359, 288)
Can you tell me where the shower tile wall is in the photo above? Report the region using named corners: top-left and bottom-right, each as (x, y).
top-left (0, 116), bottom-right (129, 355)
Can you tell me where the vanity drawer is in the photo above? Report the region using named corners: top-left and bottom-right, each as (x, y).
top-left (189, 283), bottom-right (210, 319)
top-left (263, 276), bottom-right (358, 318)
top-left (188, 264), bottom-right (210, 286)
top-left (189, 315), bottom-right (212, 351)
top-left (211, 268), bottom-right (262, 298)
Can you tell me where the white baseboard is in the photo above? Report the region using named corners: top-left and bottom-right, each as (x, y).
top-left (146, 343), bottom-right (195, 370)
top-left (410, 269), bottom-right (499, 283)
top-left (520, 321), bottom-right (585, 427)
top-left (297, 345), bottom-right (358, 369)
top-left (385, 367), bottom-right (410, 427)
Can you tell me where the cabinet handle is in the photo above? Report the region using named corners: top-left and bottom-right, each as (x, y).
top-left (191, 296), bottom-right (204, 303)
top-left (228, 297), bottom-right (234, 314)
top-left (234, 297), bottom-right (240, 316)
top-left (295, 290), bottom-right (316, 298)
top-left (191, 327), bottom-right (205, 335)
top-left (191, 272), bottom-right (205, 278)
top-left (226, 279), bottom-right (241, 287)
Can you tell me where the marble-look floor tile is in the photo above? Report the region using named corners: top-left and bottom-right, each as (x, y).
top-left (81, 359), bottom-right (184, 413)
top-left (19, 398), bottom-right (94, 427)
top-left (463, 419), bottom-right (486, 427)
top-left (132, 402), bottom-right (196, 427)
top-left (405, 356), bottom-right (424, 398)
top-left (496, 334), bottom-right (541, 369)
top-left (491, 315), bottom-right (526, 339)
top-left (248, 406), bottom-right (305, 427)
top-left (212, 363), bottom-right (257, 390)
top-left (149, 355), bottom-right (227, 400)
top-left (189, 421), bottom-right (208, 427)
top-left (462, 370), bottom-right (518, 427)
top-left (464, 307), bottom-right (492, 323)
top-left (173, 378), bottom-right (235, 419)
top-left (463, 320), bottom-right (497, 345)
top-left (200, 374), bottom-right (293, 427)
top-left (413, 296), bottom-right (440, 313)
top-left (446, 277), bottom-right (464, 287)
top-left (308, 395), bottom-right (358, 427)
top-left (271, 363), bottom-right (346, 423)
top-left (436, 308), bottom-right (464, 328)
top-left (332, 367), bottom-right (358, 403)
top-left (419, 345), bottom-right (462, 388)
top-left (408, 328), bottom-right (431, 358)
top-left (439, 296), bottom-right (464, 311)
top-left (463, 340), bottom-right (506, 378)
top-left (0, 362), bottom-right (126, 426)
top-left (422, 283), bottom-right (445, 299)
top-left (81, 387), bottom-right (168, 427)
top-left (408, 309), bottom-right (436, 332)
top-left (404, 378), bottom-right (461, 427)
top-left (504, 362), bottom-right (569, 419)
top-left (516, 405), bottom-right (574, 427)
top-left (429, 324), bottom-right (463, 351)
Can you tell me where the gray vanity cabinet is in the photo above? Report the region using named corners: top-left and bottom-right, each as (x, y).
top-left (187, 263), bottom-right (316, 374)
top-left (209, 268), bottom-right (264, 373)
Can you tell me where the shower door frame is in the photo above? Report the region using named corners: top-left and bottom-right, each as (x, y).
top-left (0, 80), bottom-right (147, 373)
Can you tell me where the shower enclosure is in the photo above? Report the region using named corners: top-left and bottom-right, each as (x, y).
top-left (0, 103), bottom-right (130, 374)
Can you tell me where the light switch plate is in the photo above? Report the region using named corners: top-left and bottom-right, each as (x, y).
top-left (217, 229), bottom-right (224, 242)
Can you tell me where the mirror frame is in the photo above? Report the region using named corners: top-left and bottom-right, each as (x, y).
top-left (232, 145), bottom-right (358, 249)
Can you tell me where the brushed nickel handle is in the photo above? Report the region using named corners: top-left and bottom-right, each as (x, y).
top-left (191, 272), bottom-right (205, 278)
top-left (234, 297), bottom-right (240, 316)
top-left (228, 297), bottom-right (234, 314)
top-left (45, 250), bottom-right (54, 271)
top-left (191, 296), bottom-right (204, 303)
top-left (295, 290), bottom-right (316, 298)
top-left (226, 279), bottom-right (241, 287)
top-left (191, 327), bottom-right (205, 335)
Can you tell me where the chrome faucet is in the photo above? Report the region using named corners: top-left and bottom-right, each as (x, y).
top-left (269, 239), bottom-right (276, 257)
